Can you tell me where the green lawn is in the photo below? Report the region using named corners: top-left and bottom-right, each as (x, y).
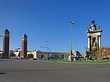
top-left (43, 60), bottom-right (110, 63)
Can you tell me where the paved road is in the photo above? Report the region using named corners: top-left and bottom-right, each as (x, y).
top-left (0, 59), bottom-right (110, 82)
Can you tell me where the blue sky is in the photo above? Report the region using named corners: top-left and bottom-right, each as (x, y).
top-left (0, 0), bottom-right (110, 56)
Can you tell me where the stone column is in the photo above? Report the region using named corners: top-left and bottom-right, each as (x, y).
top-left (96, 36), bottom-right (98, 52)
top-left (99, 35), bottom-right (101, 52)
top-left (91, 37), bottom-right (93, 52)
top-left (88, 36), bottom-right (90, 52)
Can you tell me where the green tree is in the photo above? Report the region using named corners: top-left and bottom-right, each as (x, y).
top-left (10, 53), bottom-right (15, 57)
top-left (28, 54), bottom-right (33, 58)
top-left (18, 53), bottom-right (20, 57)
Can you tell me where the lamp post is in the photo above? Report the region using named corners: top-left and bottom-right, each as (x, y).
top-left (39, 46), bottom-right (51, 52)
top-left (67, 20), bottom-right (75, 62)
top-left (45, 41), bottom-right (49, 52)
top-left (39, 46), bottom-right (51, 58)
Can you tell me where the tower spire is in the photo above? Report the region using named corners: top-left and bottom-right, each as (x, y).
top-left (3, 29), bottom-right (10, 58)
top-left (22, 34), bottom-right (27, 58)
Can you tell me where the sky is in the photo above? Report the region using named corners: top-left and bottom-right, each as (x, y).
top-left (0, 0), bottom-right (110, 56)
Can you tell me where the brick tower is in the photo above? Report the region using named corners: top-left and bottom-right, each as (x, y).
top-left (3, 29), bottom-right (10, 58)
top-left (22, 34), bottom-right (27, 58)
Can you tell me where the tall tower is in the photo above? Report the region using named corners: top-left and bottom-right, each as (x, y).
top-left (22, 34), bottom-right (27, 58)
top-left (86, 21), bottom-right (102, 52)
top-left (3, 29), bottom-right (10, 58)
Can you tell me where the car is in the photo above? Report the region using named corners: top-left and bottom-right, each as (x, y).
top-left (15, 57), bottom-right (21, 60)
top-left (33, 58), bottom-right (37, 60)
top-left (25, 57), bottom-right (29, 59)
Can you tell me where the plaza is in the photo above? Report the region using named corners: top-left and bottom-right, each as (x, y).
top-left (0, 1), bottom-right (110, 82)
top-left (0, 59), bottom-right (110, 82)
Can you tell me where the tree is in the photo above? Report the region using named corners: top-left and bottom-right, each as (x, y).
top-left (10, 53), bottom-right (15, 57)
top-left (28, 54), bottom-right (33, 58)
top-left (18, 53), bottom-right (20, 57)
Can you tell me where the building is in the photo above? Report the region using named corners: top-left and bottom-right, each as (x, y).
top-left (0, 51), bottom-right (2, 58)
top-left (13, 48), bottom-right (22, 57)
top-left (105, 47), bottom-right (110, 56)
top-left (101, 47), bottom-right (110, 56)
top-left (27, 50), bottom-right (81, 60)
top-left (22, 34), bottom-right (27, 58)
top-left (3, 29), bottom-right (10, 58)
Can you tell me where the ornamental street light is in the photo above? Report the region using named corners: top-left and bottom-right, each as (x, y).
top-left (45, 41), bottom-right (49, 52)
top-left (67, 20), bottom-right (75, 62)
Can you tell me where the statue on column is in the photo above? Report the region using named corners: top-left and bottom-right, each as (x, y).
top-left (92, 38), bottom-right (96, 47)
top-left (84, 46), bottom-right (88, 57)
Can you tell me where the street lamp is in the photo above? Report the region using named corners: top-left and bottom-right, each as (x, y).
top-left (67, 20), bottom-right (75, 62)
top-left (39, 46), bottom-right (51, 52)
top-left (45, 41), bottom-right (49, 52)
top-left (39, 46), bottom-right (51, 59)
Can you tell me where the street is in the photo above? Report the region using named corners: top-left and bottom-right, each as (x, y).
top-left (0, 59), bottom-right (110, 82)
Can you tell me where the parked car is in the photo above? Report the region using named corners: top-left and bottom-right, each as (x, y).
top-left (15, 57), bottom-right (21, 60)
top-left (33, 58), bottom-right (37, 60)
